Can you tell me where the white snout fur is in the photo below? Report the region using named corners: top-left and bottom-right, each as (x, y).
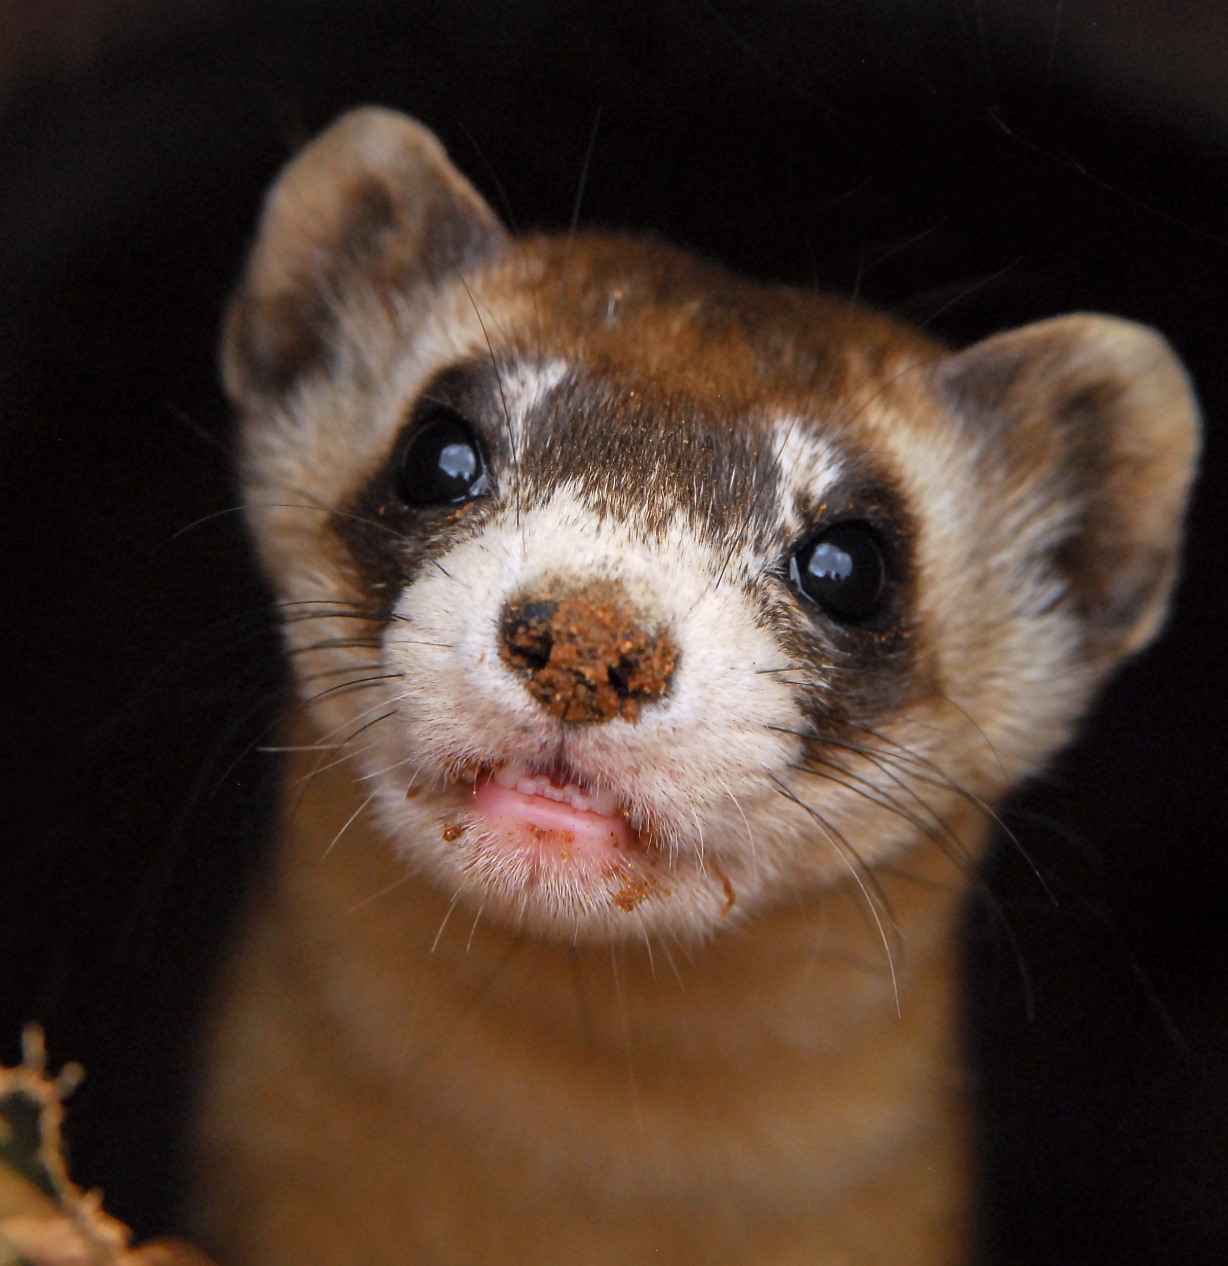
top-left (382, 485), bottom-right (801, 864)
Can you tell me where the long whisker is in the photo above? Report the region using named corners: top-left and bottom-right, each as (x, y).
top-left (788, 756), bottom-right (949, 855)
top-left (459, 277), bottom-right (521, 532)
top-left (840, 724), bottom-right (1053, 903)
top-left (793, 744), bottom-right (975, 873)
top-left (345, 869), bottom-right (414, 916)
top-left (294, 737), bottom-right (382, 781)
top-left (284, 709), bottom-right (399, 815)
top-left (304, 672), bottom-right (404, 704)
top-left (553, 105), bottom-right (603, 332)
top-left (466, 904), bottom-right (485, 953)
top-left (321, 791), bottom-right (377, 861)
top-left (767, 772), bottom-right (901, 1016)
top-left (852, 752), bottom-right (976, 871)
top-left (763, 717), bottom-right (1046, 897)
top-left (431, 889), bottom-right (465, 953)
top-left (298, 662), bottom-right (384, 683)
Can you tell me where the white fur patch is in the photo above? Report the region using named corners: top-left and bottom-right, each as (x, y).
top-left (494, 357), bottom-right (568, 449)
top-left (373, 484), bottom-right (812, 937)
top-left (769, 415), bottom-right (844, 538)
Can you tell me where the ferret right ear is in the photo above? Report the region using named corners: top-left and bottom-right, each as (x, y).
top-left (223, 107), bottom-right (506, 407)
top-left (938, 314), bottom-right (1200, 670)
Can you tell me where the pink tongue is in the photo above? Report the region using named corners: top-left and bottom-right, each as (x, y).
top-left (472, 778), bottom-right (637, 858)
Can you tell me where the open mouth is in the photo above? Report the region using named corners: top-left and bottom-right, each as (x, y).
top-left (469, 761), bottom-right (641, 861)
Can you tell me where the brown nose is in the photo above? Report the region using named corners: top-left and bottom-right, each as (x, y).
top-left (498, 582), bottom-right (677, 724)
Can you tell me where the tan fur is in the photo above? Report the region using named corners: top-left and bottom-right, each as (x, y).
top-left (190, 109), bottom-right (1200, 1264)
top-left (196, 718), bottom-right (972, 1265)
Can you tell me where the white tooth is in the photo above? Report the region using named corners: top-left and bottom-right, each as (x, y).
top-left (589, 787), bottom-right (619, 816)
top-left (502, 769), bottom-right (623, 816)
top-left (519, 776), bottom-right (562, 802)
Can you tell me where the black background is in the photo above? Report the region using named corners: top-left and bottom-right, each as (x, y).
top-left (2, 2), bottom-right (1226, 1261)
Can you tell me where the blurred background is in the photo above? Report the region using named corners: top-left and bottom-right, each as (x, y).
top-left (2, 2), bottom-right (1226, 1261)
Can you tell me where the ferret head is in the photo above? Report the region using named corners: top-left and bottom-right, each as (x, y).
top-left (224, 108), bottom-right (1199, 943)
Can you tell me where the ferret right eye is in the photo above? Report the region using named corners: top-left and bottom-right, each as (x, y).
top-left (789, 522), bottom-right (887, 624)
top-left (397, 407), bottom-right (490, 507)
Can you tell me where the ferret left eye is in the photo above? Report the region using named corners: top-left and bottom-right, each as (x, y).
top-left (789, 522), bottom-right (887, 623)
top-left (398, 407), bottom-right (490, 506)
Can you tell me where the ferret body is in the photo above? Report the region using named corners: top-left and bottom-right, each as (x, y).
top-left (191, 108), bottom-right (1199, 1264)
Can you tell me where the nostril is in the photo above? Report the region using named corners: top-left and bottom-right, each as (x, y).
top-left (501, 599), bottom-right (557, 672)
top-left (606, 654), bottom-right (636, 694)
top-left (498, 585), bottom-right (677, 725)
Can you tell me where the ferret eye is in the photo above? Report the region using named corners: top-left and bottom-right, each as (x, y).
top-left (398, 407), bottom-right (490, 506)
top-left (789, 522), bottom-right (887, 623)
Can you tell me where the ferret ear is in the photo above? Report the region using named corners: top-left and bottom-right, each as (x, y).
top-left (938, 314), bottom-right (1200, 667)
top-left (223, 107), bottom-right (506, 406)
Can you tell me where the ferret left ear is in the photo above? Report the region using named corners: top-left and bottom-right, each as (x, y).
top-left (938, 314), bottom-right (1200, 667)
top-left (223, 107), bottom-right (507, 408)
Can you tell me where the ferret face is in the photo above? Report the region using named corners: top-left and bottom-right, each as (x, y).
top-left (226, 109), bottom-right (1199, 943)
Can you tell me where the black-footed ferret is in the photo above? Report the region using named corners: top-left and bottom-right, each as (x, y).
top-left (190, 107), bottom-right (1199, 1265)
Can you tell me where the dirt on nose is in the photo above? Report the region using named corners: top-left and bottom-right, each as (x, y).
top-left (499, 585), bottom-right (677, 724)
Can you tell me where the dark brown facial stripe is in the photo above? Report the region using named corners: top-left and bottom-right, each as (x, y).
top-left (335, 353), bottom-right (794, 621)
top-left (512, 367), bottom-right (786, 552)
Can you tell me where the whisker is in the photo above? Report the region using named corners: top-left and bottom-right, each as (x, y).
top-left (466, 904), bottom-right (485, 953)
top-left (767, 772), bottom-right (901, 1016)
top-left (345, 870), bottom-right (414, 916)
top-left (458, 276), bottom-right (521, 531)
top-left (932, 692), bottom-right (1007, 780)
top-left (285, 708), bottom-right (400, 813)
top-left (293, 738), bottom-right (381, 781)
top-left (568, 108), bottom-right (602, 244)
top-left (763, 717), bottom-right (1038, 891)
top-left (356, 752), bottom-right (431, 785)
top-left (257, 744), bottom-right (335, 753)
top-left (163, 399), bottom-right (232, 459)
top-left (298, 662), bottom-right (384, 684)
top-left (660, 936), bottom-right (685, 991)
top-left (281, 609), bottom-right (388, 626)
top-left (431, 889), bottom-right (465, 953)
top-left (172, 496), bottom-right (414, 550)
top-left (321, 791), bottom-right (377, 861)
top-left (170, 502), bottom-right (251, 539)
top-left (840, 724), bottom-right (1053, 904)
top-left (201, 682), bottom-right (297, 803)
top-left (304, 672), bottom-right (404, 705)
top-left (637, 914), bottom-right (656, 979)
top-left (792, 743), bottom-right (976, 875)
top-left (851, 754), bottom-right (975, 872)
top-left (284, 637), bottom-right (382, 656)
top-left (456, 123), bottom-right (520, 231)
top-left (788, 756), bottom-right (947, 854)
top-left (553, 106), bottom-right (603, 333)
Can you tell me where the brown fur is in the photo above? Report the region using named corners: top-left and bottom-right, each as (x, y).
top-left (196, 717), bottom-right (973, 1265)
top-left (191, 109), bottom-right (1199, 1264)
